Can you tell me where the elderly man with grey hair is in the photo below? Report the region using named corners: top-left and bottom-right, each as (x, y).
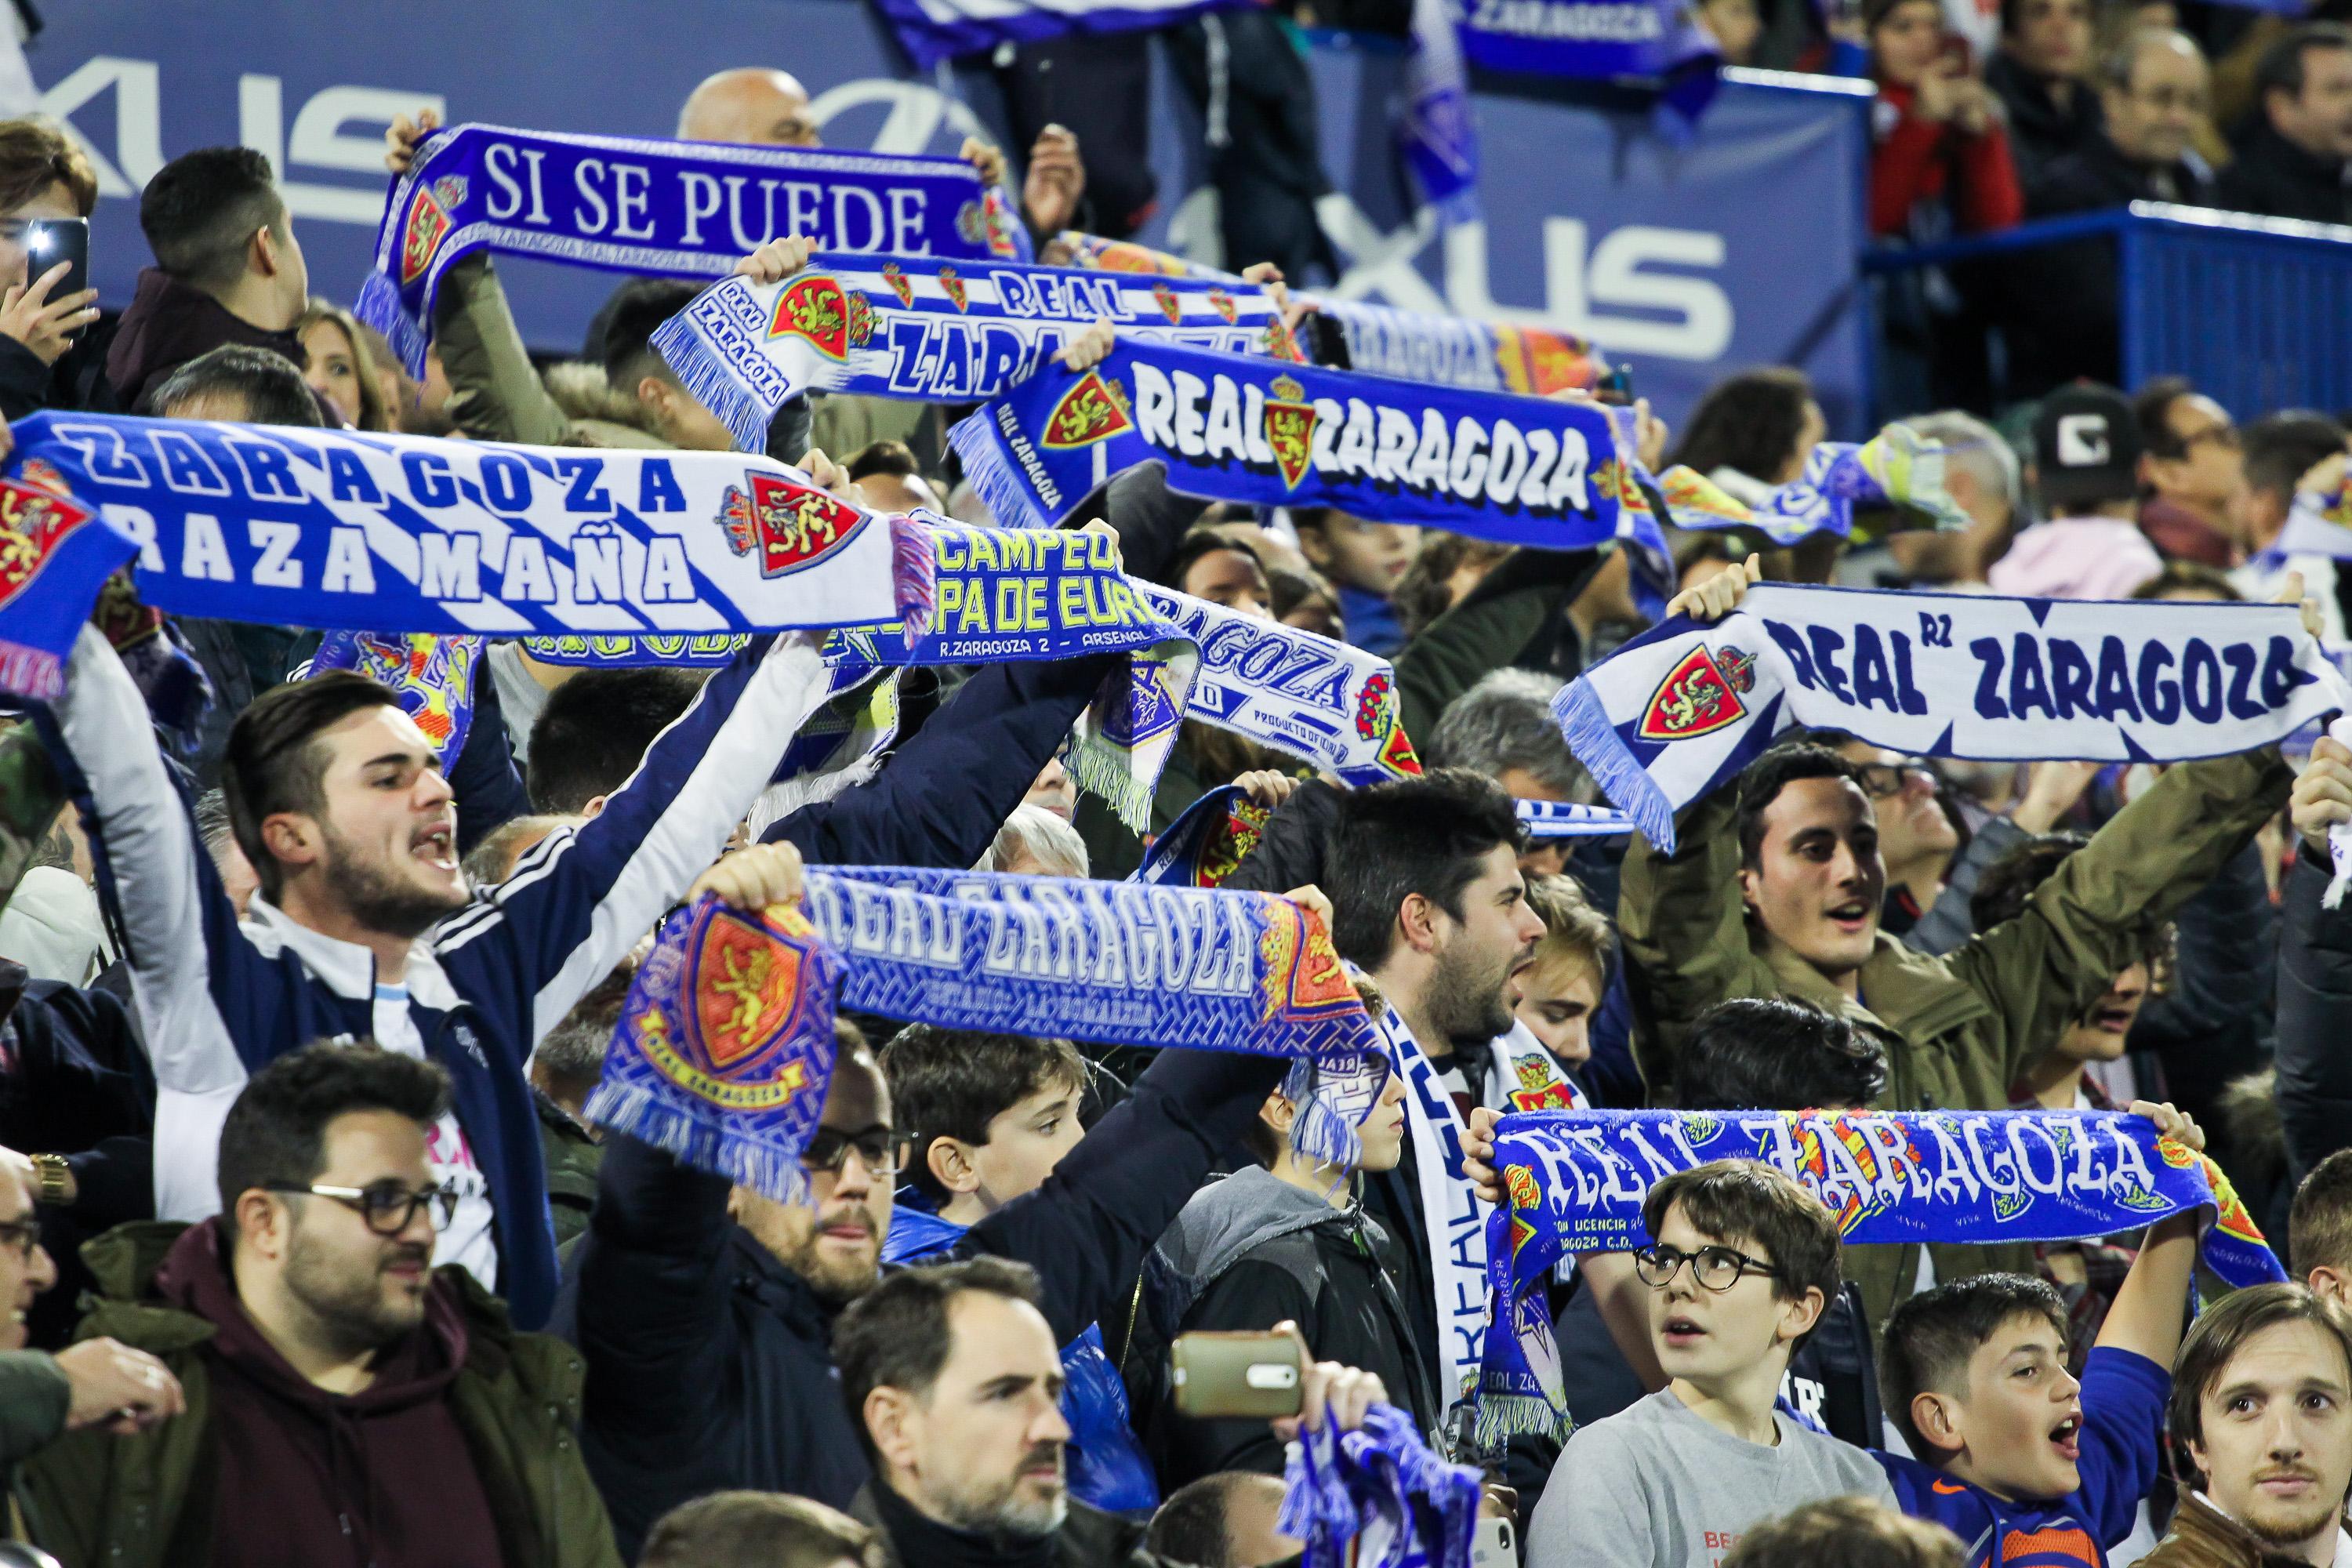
top-left (1834, 410), bottom-right (2017, 590)
top-left (1425, 668), bottom-right (1598, 879)
top-left (982, 804), bottom-right (1091, 879)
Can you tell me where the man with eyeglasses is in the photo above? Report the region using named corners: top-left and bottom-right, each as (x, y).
top-left (2009, 28), bottom-right (2216, 396)
top-left (2135, 381), bottom-right (2244, 570)
top-left (1526, 1160), bottom-right (1899, 1568)
top-left (15, 1040), bottom-right (624, 1568)
top-left (560, 844), bottom-right (1316, 1560)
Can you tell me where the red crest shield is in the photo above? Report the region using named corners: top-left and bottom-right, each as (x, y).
top-left (881, 263), bottom-right (914, 308)
top-left (767, 275), bottom-right (870, 359)
top-left (1207, 288), bottom-right (1239, 325)
top-left (685, 908), bottom-right (805, 1070)
top-left (1151, 281), bottom-right (1183, 326)
top-left (938, 266), bottom-right (968, 312)
top-left (715, 474), bottom-right (873, 579)
top-left (0, 478), bottom-right (94, 612)
top-left (401, 190), bottom-right (451, 285)
top-left (1638, 645), bottom-right (1748, 741)
top-left (1041, 372), bottom-right (1134, 449)
top-left (1261, 374), bottom-right (1318, 490)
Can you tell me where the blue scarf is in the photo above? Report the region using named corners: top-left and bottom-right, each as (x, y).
top-left (869, 0), bottom-right (1247, 67)
top-left (0, 415), bottom-right (934, 666)
top-left (1514, 799), bottom-right (1632, 839)
top-left (1312, 299), bottom-right (1607, 398)
top-left (951, 340), bottom-right (1622, 546)
top-left (1555, 583), bottom-right (2351, 854)
top-left (304, 631), bottom-right (484, 764)
top-left (1142, 583), bottom-right (1422, 786)
top-left (1280, 1403), bottom-right (1484, 1568)
top-left (1454, 0), bottom-right (1719, 109)
top-left (588, 894), bottom-right (844, 1205)
top-left (801, 865), bottom-right (1381, 1158)
top-left (653, 252), bottom-right (1300, 454)
top-left (1478, 1107), bottom-right (2288, 1448)
top-left (356, 122), bottom-right (1030, 376)
top-left (1134, 785), bottom-right (1269, 887)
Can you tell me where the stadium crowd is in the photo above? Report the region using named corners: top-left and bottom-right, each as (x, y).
top-left (0, 13), bottom-right (2347, 1568)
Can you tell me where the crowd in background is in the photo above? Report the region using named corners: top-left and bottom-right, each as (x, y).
top-left (0, 12), bottom-right (2345, 1568)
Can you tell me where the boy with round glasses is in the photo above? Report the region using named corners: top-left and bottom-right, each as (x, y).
top-left (1527, 1160), bottom-right (1898, 1567)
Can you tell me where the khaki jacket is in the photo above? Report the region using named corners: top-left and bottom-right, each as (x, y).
top-left (2140, 1490), bottom-right (2314, 1568)
top-left (1620, 748), bottom-right (2290, 1330)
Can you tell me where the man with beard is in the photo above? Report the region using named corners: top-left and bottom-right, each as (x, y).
top-left (16, 1042), bottom-right (623, 1566)
top-left (1621, 557), bottom-right (2296, 1331)
top-left (2138, 1283), bottom-right (2352, 1568)
top-left (45, 512), bottom-right (860, 1330)
top-left (1322, 768), bottom-right (1545, 1466)
top-left (561, 845), bottom-right (1308, 1558)
top-left (834, 1256), bottom-right (1385, 1568)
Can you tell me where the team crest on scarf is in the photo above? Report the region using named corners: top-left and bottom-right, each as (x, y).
top-left (1637, 643), bottom-right (1755, 741)
top-left (0, 478), bottom-right (95, 610)
top-left (767, 275), bottom-right (876, 360)
top-left (401, 187), bottom-right (452, 285)
top-left (1041, 371), bottom-right (1134, 449)
top-left (1152, 280), bottom-right (1184, 326)
top-left (1098, 652), bottom-right (1184, 748)
top-left (1207, 288), bottom-right (1239, 325)
top-left (938, 265), bottom-right (968, 312)
top-left (1263, 374), bottom-right (1319, 491)
top-left (1254, 897), bottom-right (1359, 1025)
top-left (881, 263), bottom-right (914, 308)
top-left (1508, 1055), bottom-right (1577, 1113)
top-left (688, 908), bottom-right (817, 1077)
top-left (955, 199), bottom-right (989, 247)
top-left (1350, 669), bottom-right (1422, 778)
top-left (716, 474), bottom-right (873, 579)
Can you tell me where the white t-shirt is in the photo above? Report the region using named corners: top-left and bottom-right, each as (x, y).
top-left (372, 981), bottom-right (498, 1290)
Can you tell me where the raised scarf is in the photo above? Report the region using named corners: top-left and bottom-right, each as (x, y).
top-left (1377, 1004), bottom-right (1495, 1417)
top-left (303, 631), bottom-right (485, 764)
top-left (1133, 784), bottom-right (1269, 887)
top-left (356, 122), bottom-right (1029, 376)
top-left (654, 252), bottom-right (1301, 454)
top-left (950, 339), bottom-right (1621, 546)
top-left (1280, 1402), bottom-right (1485, 1568)
top-left (1514, 799), bottom-right (1632, 840)
top-left (2260, 476), bottom-right (2352, 566)
top-left (1476, 1107), bottom-right (2288, 1447)
top-left (590, 894), bottom-right (844, 1205)
top-left (1313, 298), bottom-right (1606, 397)
top-left (1454, 0), bottom-right (1720, 107)
top-left (1554, 583), bottom-right (2351, 854)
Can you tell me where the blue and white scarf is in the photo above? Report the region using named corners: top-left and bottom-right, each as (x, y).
top-left (1555, 583), bottom-right (2351, 854)
top-left (1133, 785), bottom-right (1269, 888)
top-left (1142, 583), bottom-right (1423, 785)
top-left (1454, 0), bottom-right (1720, 107)
top-left (356, 122), bottom-right (1030, 376)
top-left (653, 253), bottom-right (1298, 455)
top-left (590, 894), bottom-right (844, 1205)
top-left (1479, 1107), bottom-right (2288, 1447)
top-left (1281, 1402), bottom-right (1484, 1568)
top-left (1515, 798), bottom-right (1633, 839)
top-left (1312, 298), bottom-right (1608, 397)
top-left (952, 340), bottom-right (1621, 546)
top-left (1400, 0), bottom-right (1479, 221)
top-left (0, 416), bottom-right (938, 696)
top-left (869, 0), bottom-right (1248, 68)
top-left (304, 631), bottom-right (484, 764)
top-left (2259, 477), bottom-right (2352, 567)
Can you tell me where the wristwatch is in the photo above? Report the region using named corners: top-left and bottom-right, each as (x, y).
top-left (27, 1152), bottom-right (72, 1208)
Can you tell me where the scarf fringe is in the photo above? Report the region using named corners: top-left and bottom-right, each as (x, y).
top-left (582, 1076), bottom-right (815, 1208)
top-left (1473, 1390), bottom-right (1572, 1452)
top-left (887, 514), bottom-right (938, 641)
top-left (947, 410), bottom-right (1049, 530)
top-left (355, 268), bottom-right (430, 382)
top-left (1552, 677), bottom-right (1676, 851)
top-left (1068, 728), bottom-right (1154, 833)
top-left (0, 641), bottom-right (64, 703)
top-left (651, 308), bottom-right (775, 456)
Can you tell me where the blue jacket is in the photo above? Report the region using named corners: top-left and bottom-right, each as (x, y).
top-left (558, 1041), bottom-right (1286, 1559)
top-left (52, 625), bottom-right (840, 1330)
top-left (886, 1196), bottom-right (1160, 1515)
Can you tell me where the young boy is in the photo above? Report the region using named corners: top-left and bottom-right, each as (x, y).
top-left (1527, 1160), bottom-right (1899, 1567)
top-left (1871, 1103), bottom-right (2204, 1567)
top-left (1290, 507), bottom-right (1421, 656)
top-left (874, 1025), bottom-right (1152, 1512)
top-left (1513, 873), bottom-right (1612, 1083)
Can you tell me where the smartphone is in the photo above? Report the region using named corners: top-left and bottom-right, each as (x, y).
top-left (1474, 1515), bottom-right (1516, 1568)
top-left (22, 217), bottom-right (89, 328)
top-left (1171, 1331), bottom-right (1303, 1421)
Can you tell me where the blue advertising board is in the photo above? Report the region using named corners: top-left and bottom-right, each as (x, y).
top-left (24, 0), bottom-right (1872, 430)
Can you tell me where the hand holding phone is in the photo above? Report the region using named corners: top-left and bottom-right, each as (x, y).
top-left (2, 216), bottom-right (97, 364)
top-left (1171, 1331), bottom-right (1304, 1420)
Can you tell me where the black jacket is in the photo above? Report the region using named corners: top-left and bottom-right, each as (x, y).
top-left (2005, 132), bottom-right (2217, 396)
top-left (0, 318), bottom-right (118, 423)
top-left (2216, 120), bottom-right (2352, 227)
top-left (2272, 850), bottom-right (2352, 1225)
top-left (1987, 52), bottom-right (2105, 197)
top-left (1135, 1166), bottom-right (1437, 1486)
top-left (558, 1043), bottom-right (1288, 1559)
top-left (856, 1480), bottom-right (1201, 1568)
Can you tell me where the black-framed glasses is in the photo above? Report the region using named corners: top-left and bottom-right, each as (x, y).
top-left (801, 1127), bottom-right (921, 1178)
top-left (0, 1216), bottom-right (39, 1260)
top-left (1853, 761), bottom-right (1936, 800)
top-left (1635, 1242), bottom-right (1780, 1293)
top-left (267, 1180), bottom-right (459, 1236)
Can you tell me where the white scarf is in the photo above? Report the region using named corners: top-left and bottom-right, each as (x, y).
top-left (1377, 1003), bottom-right (1493, 1414)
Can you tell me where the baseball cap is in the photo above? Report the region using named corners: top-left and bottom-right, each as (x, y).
top-left (2032, 383), bottom-right (2143, 509)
